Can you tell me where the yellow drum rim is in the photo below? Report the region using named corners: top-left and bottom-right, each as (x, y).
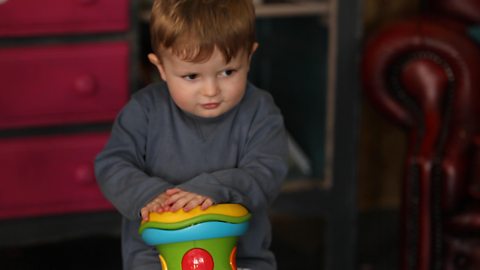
top-left (146, 203), bottom-right (249, 224)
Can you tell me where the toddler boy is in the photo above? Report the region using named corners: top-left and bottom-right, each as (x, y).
top-left (95, 0), bottom-right (288, 269)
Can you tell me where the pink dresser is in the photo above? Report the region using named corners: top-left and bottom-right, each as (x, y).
top-left (0, 0), bottom-right (132, 220)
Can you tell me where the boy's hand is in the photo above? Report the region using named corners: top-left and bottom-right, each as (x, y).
top-left (140, 192), bottom-right (169, 221)
top-left (164, 188), bottom-right (214, 212)
top-left (140, 188), bottom-right (213, 221)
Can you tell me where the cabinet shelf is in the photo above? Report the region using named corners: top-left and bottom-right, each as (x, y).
top-left (140, 1), bottom-right (331, 21)
top-left (255, 2), bottom-right (330, 18)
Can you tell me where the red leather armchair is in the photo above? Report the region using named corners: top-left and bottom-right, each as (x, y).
top-left (361, 1), bottom-right (480, 269)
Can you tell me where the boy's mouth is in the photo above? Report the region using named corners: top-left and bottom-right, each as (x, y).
top-left (201, 102), bottom-right (220, 110)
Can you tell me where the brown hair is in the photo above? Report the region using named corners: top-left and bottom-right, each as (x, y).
top-left (150, 0), bottom-right (256, 63)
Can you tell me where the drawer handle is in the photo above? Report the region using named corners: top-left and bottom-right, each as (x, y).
top-left (74, 74), bottom-right (97, 96)
top-left (74, 164), bottom-right (95, 184)
top-left (76, 0), bottom-right (97, 5)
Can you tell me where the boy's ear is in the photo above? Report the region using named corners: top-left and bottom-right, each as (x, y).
top-left (148, 53), bottom-right (167, 81)
top-left (249, 42), bottom-right (259, 61)
top-left (252, 42), bottom-right (259, 54)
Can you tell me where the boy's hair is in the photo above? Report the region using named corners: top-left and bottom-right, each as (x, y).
top-left (150, 0), bottom-right (256, 63)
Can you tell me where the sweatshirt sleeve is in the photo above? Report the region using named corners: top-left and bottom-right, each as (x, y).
top-left (177, 94), bottom-right (289, 212)
top-left (94, 98), bottom-right (173, 220)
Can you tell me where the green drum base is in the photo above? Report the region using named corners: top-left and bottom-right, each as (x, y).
top-left (156, 236), bottom-right (238, 270)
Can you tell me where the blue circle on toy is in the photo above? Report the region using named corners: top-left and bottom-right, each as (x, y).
top-left (141, 221), bottom-right (249, 245)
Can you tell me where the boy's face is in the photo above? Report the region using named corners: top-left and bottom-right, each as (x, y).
top-left (149, 45), bottom-right (257, 118)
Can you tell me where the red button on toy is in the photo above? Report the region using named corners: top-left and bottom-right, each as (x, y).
top-left (182, 248), bottom-right (214, 270)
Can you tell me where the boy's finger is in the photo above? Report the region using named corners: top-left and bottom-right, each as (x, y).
top-left (140, 208), bottom-right (149, 221)
top-left (166, 188), bottom-right (182, 195)
top-left (201, 198), bottom-right (214, 210)
top-left (183, 198), bottom-right (202, 212)
top-left (164, 191), bottom-right (188, 205)
top-left (185, 194), bottom-right (212, 211)
top-left (169, 195), bottom-right (192, 212)
top-left (153, 204), bottom-right (163, 213)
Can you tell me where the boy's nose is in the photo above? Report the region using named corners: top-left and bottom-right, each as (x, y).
top-left (202, 80), bottom-right (220, 97)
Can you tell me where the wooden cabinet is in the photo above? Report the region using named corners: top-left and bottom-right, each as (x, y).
top-left (251, 2), bottom-right (361, 270)
top-left (0, 0), bottom-right (135, 230)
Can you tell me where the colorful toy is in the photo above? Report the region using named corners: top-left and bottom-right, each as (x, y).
top-left (139, 204), bottom-right (251, 270)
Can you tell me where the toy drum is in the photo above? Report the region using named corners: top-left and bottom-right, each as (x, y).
top-left (139, 204), bottom-right (251, 270)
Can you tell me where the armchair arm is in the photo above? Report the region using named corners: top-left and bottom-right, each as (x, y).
top-left (361, 16), bottom-right (480, 270)
top-left (361, 16), bottom-right (480, 211)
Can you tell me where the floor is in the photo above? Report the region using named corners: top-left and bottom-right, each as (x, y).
top-left (1, 236), bottom-right (122, 269)
top-left (0, 209), bottom-right (399, 270)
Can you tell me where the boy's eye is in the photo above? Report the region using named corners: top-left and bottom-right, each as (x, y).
top-left (183, 74), bottom-right (198, 80)
top-left (220, 69), bottom-right (236, 77)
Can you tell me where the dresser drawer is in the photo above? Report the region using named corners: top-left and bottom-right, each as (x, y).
top-left (0, 41), bottom-right (129, 129)
top-left (0, 0), bottom-right (129, 37)
top-left (0, 132), bottom-right (113, 219)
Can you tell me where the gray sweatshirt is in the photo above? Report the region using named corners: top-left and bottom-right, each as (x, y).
top-left (95, 81), bottom-right (288, 270)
